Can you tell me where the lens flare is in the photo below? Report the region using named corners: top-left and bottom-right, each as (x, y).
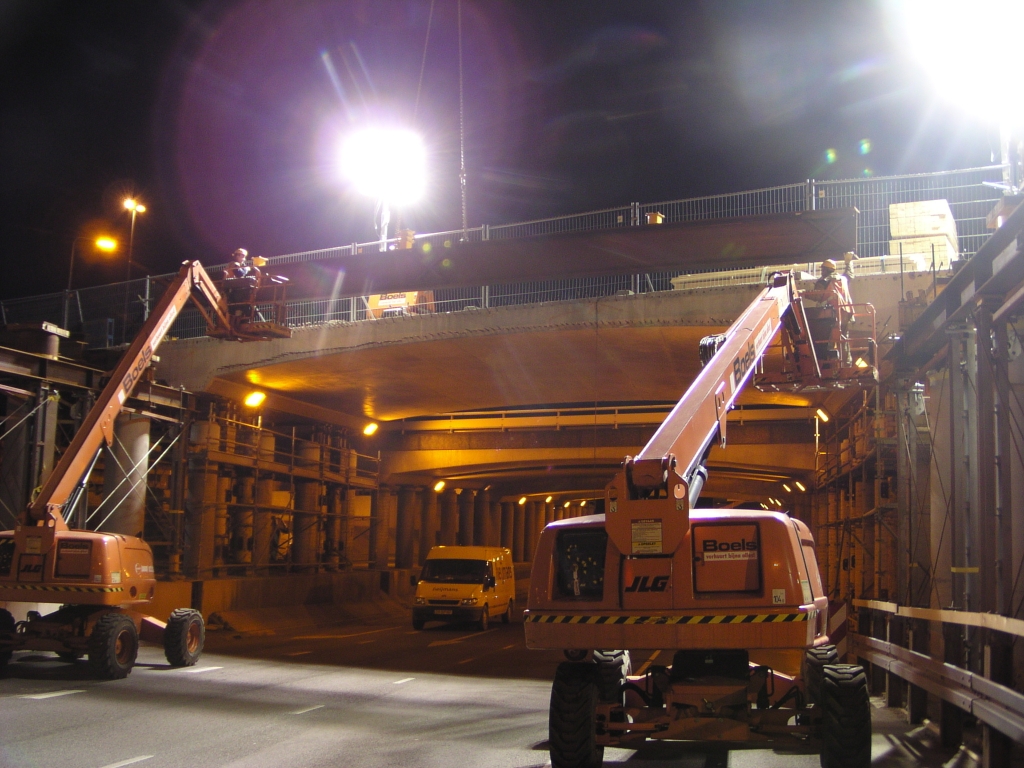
top-left (859, 138), bottom-right (872, 155)
top-left (340, 127), bottom-right (426, 205)
top-left (824, 148), bottom-right (837, 165)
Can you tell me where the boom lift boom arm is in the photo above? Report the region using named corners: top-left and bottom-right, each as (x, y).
top-left (26, 260), bottom-right (276, 531)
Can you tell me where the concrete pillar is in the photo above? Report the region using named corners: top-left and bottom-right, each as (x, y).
top-left (513, 501), bottom-right (525, 562)
top-left (545, 500), bottom-right (554, 525)
top-left (396, 487), bottom-right (417, 569)
top-left (369, 489), bottom-right (394, 569)
top-left (253, 477), bottom-right (275, 570)
top-left (458, 489), bottom-right (475, 546)
top-left (214, 475), bottom-right (232, 566)
top-left (419, 487), bottom-right (439, 563)
top-left (185, 421), bottom-right (219, 577)
top-left (100, 413), bottom-right (150, 536)
top-left (439, 487), bottom-right (458, 546)
top-left (326, 486), bottom-right (343, 570)
top-left (233, 476), bottom-right (255, 566)
top-left (524, 502), bottom-right (538, 561)
top-left (500, 501), bottom-right (514, 549)
top-left (294, 478), bottom-right (321, 572)
top-left (473, 489), bottom-right (489, 546)
top-left (488, 501), bottom-right (502, 547)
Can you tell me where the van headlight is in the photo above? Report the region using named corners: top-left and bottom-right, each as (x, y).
top-left (415, 597), bottom-right (426, 605)
top-left (460, 598), bottom-right (478, 606)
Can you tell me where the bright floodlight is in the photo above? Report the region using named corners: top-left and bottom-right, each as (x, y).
top-left (341, 127), bottom-right (426, 205)
top-left (243, 391), bottom-right (267, 408)
top-left (891, 0), bottom-right (1024, 124)
top-left (95, 236), bottom-right (118, 252)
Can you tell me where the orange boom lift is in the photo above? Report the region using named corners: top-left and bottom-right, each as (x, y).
top-left (525, 271), bottom-right (877, 768)
top-left (0, 260), bottom-right (289, 678)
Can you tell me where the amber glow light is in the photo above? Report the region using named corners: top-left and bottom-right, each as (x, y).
top-left (518, 496), bottom-right (527, 506)
top-left (363, 423), bottom-right (379, 436)
top-left (243, 391), bottom-right (266, 408)
top-left (95, 236), bottom-right (118, 252)
top-left (433, 480), bottom-right (445, 492)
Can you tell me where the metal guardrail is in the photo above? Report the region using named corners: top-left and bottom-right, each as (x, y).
top-left (1, 166), bottom-right (1007, 344)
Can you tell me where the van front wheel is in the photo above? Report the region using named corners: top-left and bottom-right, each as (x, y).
top-left (502, 600), bottom-right (514, 624)
top-left (479, 605), bottom-right (489, 631)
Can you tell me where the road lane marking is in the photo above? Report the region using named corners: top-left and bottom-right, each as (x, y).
top-left (635, 650), bottom-right (661, 675)
top-left (393, 677), bottom-right (414, 685)
top-left (457, 657), bottom-right (476, 664)
top-left (358, 640), bottom-right (374, 644)
top-left (20, 689), bottom-right (85, 700)
top-left (98, 757), bottom-right (153, 768)
top-left (289, 704), bottom-right (324, 715)
top-left (284, 651), bottom-right (312, 657)
top-left (428, 629), bottom-right (497, 647)
top-left (293, 627), bottom-right (398, 641)
top-left (503, 644), bottom-right (516, 650)
top-left (186, 666), bottom-right (223, 674)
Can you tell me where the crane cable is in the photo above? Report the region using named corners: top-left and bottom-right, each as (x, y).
top-left (458, 0), bottom-right (468, 240)
top-left (412, 0), bottom-right (435, 125)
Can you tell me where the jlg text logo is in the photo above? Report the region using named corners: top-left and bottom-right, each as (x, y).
top-left (624, 575), bottom-right (669, 593)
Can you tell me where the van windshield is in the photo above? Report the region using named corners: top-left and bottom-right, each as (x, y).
top-left (420, 559), bottom-right (488, 584)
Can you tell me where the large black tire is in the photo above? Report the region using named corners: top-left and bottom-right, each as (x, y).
top-left (819, 664), bottom-right (871, 768)
top-left (479, 604), bottom-right (489, 631)
top-left (549, 662), bottom-right (604, 768)
top-left (592, 650), bottom-right (630, 704)
top-left (805, 644), bottom-right (838, 707)
top-left (88, 612), bottom-right (138, 679)
top-left (502, 600), bottom-right (514, 624)
top-left (164, 608), bottom-right (205, 667)
top-left (0, 608), bottom-right (15, 667)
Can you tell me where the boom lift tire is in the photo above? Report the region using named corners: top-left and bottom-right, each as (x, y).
top-left (89, 612), bottom-right (138, 679)
top-left (804, 644), bottom-right (838, 707)
top-left (0, 608), bottom-right (14, 667)
top-left (502, 600), bottom-right (514, 624)
top-left (819, 664), bottom-right (871, 768)
top-left (164, 608), bottom-right (205, 667)
top-left (549, 661), bottom-right (604, 768)
top-left (592, 649), bottom-right (630, 704)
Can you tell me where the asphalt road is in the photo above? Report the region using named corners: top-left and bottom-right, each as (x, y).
top-left (1, 615), bottom-right (952, 768)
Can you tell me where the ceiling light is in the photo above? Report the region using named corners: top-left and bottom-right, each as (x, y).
top-left (563, 501), bottom-right (570, 508)
top-left (815, 408), bottom-right (830, 423)
top-left (518, 496), bottom-right (527, 506)
top-left (580, 500), bottom-right (586, 508)
top-left (782, 484), bottom-right (792, 493)
top-left (795, 481), bottom-right (807, 492)
top-left (433, 480), bottom-right (445, 493)
top-left (243, 391), bottom-right (266, 408)
top-left (363, 422), bottom-right (379, 436)
top-left (545, 495), bottom-right (552, 504)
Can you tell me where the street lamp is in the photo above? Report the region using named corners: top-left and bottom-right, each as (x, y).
top-left (122, 198), bottom-right (147, 281)
top-left (64, 235), bottom-right (117, 327)
top-left (340, 127), bottom-right (426, 251)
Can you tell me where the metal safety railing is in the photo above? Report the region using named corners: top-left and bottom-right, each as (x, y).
top-left (1, 166), bottom-right (1007, 344)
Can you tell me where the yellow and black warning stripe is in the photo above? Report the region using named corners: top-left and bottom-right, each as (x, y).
top-left (0, 584), bottom-right (124, 594)
top-left (526, 612), bottom-right (808, 625)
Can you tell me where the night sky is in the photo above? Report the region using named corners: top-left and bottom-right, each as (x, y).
top-left (0, 1), bottom-right (996, 301)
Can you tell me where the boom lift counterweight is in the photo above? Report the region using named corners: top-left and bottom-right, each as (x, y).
top-left (0, 260), bottom-right (289, 678)
top-left (526, 271), bottom-right (876, 768)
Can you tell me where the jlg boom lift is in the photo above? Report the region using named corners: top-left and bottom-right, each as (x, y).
top-left (0, 260), bottom-right (289, 678)
top-left (525, 271), bottom-right (877, 768)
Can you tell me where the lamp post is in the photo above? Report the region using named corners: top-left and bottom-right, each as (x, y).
top-left (64, 235), bottom-right (117, 328)
top-left (340, 127), bottom-right (426, 252)
top-left (121, 198), bottom-right (146, 342)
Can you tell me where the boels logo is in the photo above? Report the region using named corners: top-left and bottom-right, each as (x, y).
top-left (703, 538), bottom-right (758, 553)
top-left (732, 341), bottom-right (757, 387)
top-left (121, 345), bottom-right (153, 400)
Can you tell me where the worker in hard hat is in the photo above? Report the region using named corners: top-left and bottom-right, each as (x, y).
top-left (803, 259), bottom-right (855, 363)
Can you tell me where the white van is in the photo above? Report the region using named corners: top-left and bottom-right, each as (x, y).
top-left (412, 546), bottom-right (516, 630)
